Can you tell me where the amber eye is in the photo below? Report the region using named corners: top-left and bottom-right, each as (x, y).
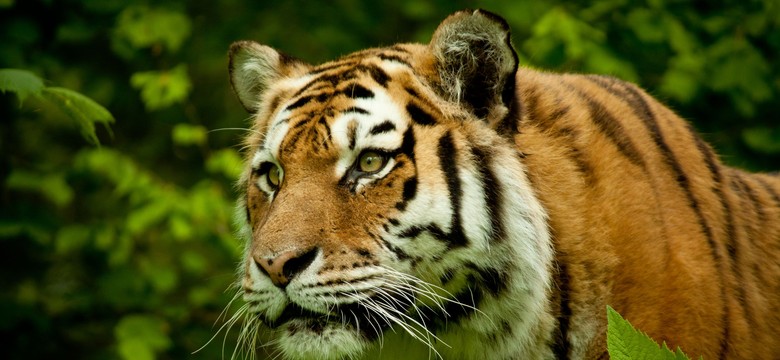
top-left (267, 164), bottom-right (282, 187)
top-left (358, 151), bottom-right (385, 173)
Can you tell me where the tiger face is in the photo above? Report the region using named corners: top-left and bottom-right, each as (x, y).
top-left (231, 10), bottom-right (552, 360)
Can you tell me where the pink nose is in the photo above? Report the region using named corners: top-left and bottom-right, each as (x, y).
top-left (254, 248), bottom-right (318, 288)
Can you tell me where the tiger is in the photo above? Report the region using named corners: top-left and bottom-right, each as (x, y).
top-left (227, 9), bottom-right (780, 360)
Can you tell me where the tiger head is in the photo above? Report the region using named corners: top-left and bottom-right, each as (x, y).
top-left (229, 9), bottom-right (552, 359)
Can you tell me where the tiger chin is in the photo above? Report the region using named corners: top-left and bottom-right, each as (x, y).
top-left (227, 9), bottom-right (780, 360)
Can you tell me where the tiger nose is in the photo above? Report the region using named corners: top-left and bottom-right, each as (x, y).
top-left (254, 248), bottom-right (319, 288)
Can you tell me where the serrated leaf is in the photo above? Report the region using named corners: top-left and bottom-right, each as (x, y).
top-left (0, 68), bottom-right (45, 104)
top-left (607, 306), bottom-right (692, 360)
top-left (41, 87), bottom-right (115, 145)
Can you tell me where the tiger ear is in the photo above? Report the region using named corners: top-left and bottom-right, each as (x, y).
top-left (429, 9), bottom-right (519, 122)
top-left (228, 41), bottom-right (309, 113)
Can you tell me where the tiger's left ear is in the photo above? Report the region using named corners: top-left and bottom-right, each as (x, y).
top-left (229, 41), bottom-right (310, 113)
top-left (429, 9), bottom-right (519, 124)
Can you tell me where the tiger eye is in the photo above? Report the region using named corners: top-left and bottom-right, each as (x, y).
top-left (267, 164), bottom-right (281, 187)
top-left (358, 151), bottom-right (384, 173)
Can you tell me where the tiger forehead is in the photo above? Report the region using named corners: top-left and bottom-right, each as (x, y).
top-left (266, 53), bottom-right (421, 157)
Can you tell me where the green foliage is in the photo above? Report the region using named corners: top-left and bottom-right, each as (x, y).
top-left (114, 6), bottom-right (192, 53)
top-left (1, 1), bottom-right (778, 360)
top-left (0, 68), bottom-right (44, 103)
top-left (115, 314), bottom-right (172, 360)
top-left (131, 64), bottom-right (192, 111)
top-left (607, 306), bottom-right (694, 360)
top-left (0, 68), bottom-right (114, 144)
top-left (41, 87), bottom-right (115, 144)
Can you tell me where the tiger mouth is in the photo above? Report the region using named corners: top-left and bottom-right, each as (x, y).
top-left (265, 297), bottom-right (410, 341)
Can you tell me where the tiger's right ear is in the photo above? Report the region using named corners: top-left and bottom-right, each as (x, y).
top-left (228, 41), bottom-right (309, 113)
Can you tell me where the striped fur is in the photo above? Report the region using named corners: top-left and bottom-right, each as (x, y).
top-left (228, 9), bottom-right (780, 360)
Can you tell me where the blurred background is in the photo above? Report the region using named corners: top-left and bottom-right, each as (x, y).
top-left (1, 0), bottom-right (778, 359)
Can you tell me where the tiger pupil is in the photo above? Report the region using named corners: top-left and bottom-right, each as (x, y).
top-left (268, 165), bottom-right (280, 186)
top-left (359, 152), bottom-right (383, 173)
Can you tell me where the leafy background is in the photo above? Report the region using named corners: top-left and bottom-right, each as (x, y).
top-left (1, 0), bottom-right (778, 359)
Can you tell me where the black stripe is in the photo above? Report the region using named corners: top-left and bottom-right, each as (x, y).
top-left (343, 106), bottom-right (370, 115)
top-left (397, 224), bottom-right (445, 240)
top-left (728, 174), bottom-right (755, 326)
top-left (471, 146), bottom-right (505, 242)
top-left (286, 95), bottom-right (314, 111)
top-left (390, 45), bottom-right (410, 53)
top-left (737, 174), bottom-right (766, 223)
top-left (690, 131), bottom-right (734, 359)
top-left (467, 263), bottom-right (510, 296)
top-left (377, 53), bottom-right (412, 67)
top-left (363, 64), bottom-right (389, 87)
top-left (379, 237), bottom-right (411, 261)
top-left (523, 87), bottom-right (593, 183)
top-left (551, 257), bottom-right (572, 360)
top-left (369, 120), bottom-right (396, 135)
top-left (343, 84), bottom-right (374, 99)
top-left (419, 281), bottom-right (482, 331)
top-left (282, 128), bottom-right (305, 152)
top-left (244, 201), bottom-right (251, 225)
top-left (399, 126), bottom-right (416, 162)
top-left (347, 121), bottom-right (357, 150)
top-left (308, 61), bottom-right (352, 76)
top-left (291, 119), bottom-right (309, 129)
top-left (316, 117), bottom-right (332, 151)
top-left (406, 103), bottom-right (437, 126)
top-left (438, 133), bottom-right (468, 247)
top-left (577, 92), bottom-right (646, 169)
top-left (395, 177), bottom-right (417, 211)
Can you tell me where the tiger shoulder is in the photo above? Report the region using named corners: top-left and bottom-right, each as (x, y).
top-left (227, 8), bottom-right (780, 360)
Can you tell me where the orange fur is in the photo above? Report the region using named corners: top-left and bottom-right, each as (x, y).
top-left (514, 70), bottom-right (780, 358)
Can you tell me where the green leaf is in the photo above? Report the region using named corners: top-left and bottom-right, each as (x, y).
top-left (130, 65), bottom-right (191, 111)
top-left (114, 6), bottom-right (191, 52)
top-left (206, 148), bottom-right (243, 179)
top-left (115, 314), bottom-right (171, 360)
top-left (6, 169), bottom-right (74, 207)
top-left (742, 127), bottom-right (780, 155)
top-left (127, 201), bottom-right (172, 235)
top-left (607, 306), bottom-right (692, 360)
top-left (172, 123), bottom-right (207, 146)
top-left (139, 257), bottom-right (178, 293)
top-left (626, 8), bottom-right (666, 44)
top-left (40, 87), bottom-right (115, 145)
top-left (0, 68), bottom-right (45, 104)
top-left (55, 225), bottom-right (91, 254)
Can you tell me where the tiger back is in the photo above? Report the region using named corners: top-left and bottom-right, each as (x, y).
top-left (228, 9), bottom-right (780, 360)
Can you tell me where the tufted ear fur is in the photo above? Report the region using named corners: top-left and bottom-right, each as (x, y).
top-left (228, 41), bottom-right (309, 113)
top-left (429, 9), bottom-right (519, 123)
